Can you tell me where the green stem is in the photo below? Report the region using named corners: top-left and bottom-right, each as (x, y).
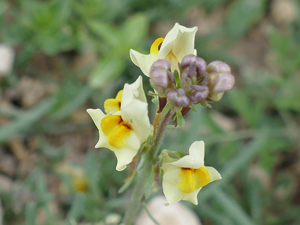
top-left (123, 110), bottom-right (174, 225)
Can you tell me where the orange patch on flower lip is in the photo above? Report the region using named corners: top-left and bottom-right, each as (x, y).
top-left (101, 115), bottom-right (133, 148)
top-left (150, 37), bottom-right (164, 55)
top-left (104, 90), bottom-right (123, 114)
top-left (178, 166), bottom-right (210, 193)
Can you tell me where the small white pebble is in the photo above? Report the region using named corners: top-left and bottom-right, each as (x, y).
top-left (135, 196), bottom-right (202, 225)
top-left (271, 0), bottom-right (297, 25)
top-left (0, 44), bottom-right (14, 76)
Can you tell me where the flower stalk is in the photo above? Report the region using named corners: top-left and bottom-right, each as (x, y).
top-left (123, 109), bottom-right (174, 225)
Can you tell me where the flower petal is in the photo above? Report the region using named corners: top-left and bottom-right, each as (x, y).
top-left (162, 164), bottom-right (180, 184)
top-left (162, 180), bottom-right (184, 205)
top-left (161, 23), bottom-right (198, 64)
top-left (130, 23), bottom-right (197, 76)
top-left (121, 77), bottom-right (151, 143)
top-left (182, 187), bottom-right (202, 205)
top-left (169, 154), bottom-right (204, 169)
top-left (205, 166), bottom-right (222, 183)
top-left (86, 108), bottom-right (106, 130)
top-left (189, 141), bottom-right (205, 160)
top-left (114, 147), bottom-right (139, 171)
top-left (130, 49), bottom-right (157, 77)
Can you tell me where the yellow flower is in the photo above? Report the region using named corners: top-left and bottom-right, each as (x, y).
top-left (87, 76), bottom-right (152, 171)
top-left (130, 23), bottom-right (198, 77)
top-left (161, 141), bottom-right (221, 205)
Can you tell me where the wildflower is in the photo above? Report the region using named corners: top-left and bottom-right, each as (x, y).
top-left (130, 23), bottom-right (198, 77)
top-left (56, 163), bottom-right (88, 193)
top-left (87, 76), bottom-right (152, 171)
top-left (161, 141), bottom-right (221, 205)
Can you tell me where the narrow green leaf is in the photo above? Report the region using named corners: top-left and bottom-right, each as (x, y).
top-left (213, 190), bottom-right (257, 225)
top-left (118, 171), bottom-right (137, 194)
top-left (144, 165), bottom-right (156, 199)
top-left (0, 97), bottom-right (55, 143)
top-left (25, 202), bottom-right (37, 225)
top-left (67, 194), bottom-right (86, 221)
top-left (176, 110), bottom-right (185, 128)
top-left (196, 203), bottom-right (233, 225)
top-left (142, 203), bottom-right (160, 225)
top-left (51, 84), bottom-right (92, 121)
top-left (161, 103), bottom-right (171, 117)
top-left (89, 57), bottom-right (125, 88)
top-left (198, 130), bottom-right (268, 202)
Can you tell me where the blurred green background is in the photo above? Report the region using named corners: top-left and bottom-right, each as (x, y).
top-left (0, 0), bottom-right (300, 224)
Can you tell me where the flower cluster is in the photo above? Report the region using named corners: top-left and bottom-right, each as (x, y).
top-left (87, 23), bottom-right (235, 207)
top-left (87, 76), bottom-right (152, 171)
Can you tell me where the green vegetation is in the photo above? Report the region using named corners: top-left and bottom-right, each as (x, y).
top-left (1, 0), bottom-right (300, 224)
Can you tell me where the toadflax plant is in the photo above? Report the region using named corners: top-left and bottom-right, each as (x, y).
top-left (87, 23), bottom-right (235, 225)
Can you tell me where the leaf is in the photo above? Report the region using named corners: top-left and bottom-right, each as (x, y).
top-left (198, 130), bottom-right (268, 202)
top-left (0, 97), bottom-right (55, 144)
top-left (87, 21), bottom-right (120, 48)
top-left (122, 14), bottom-right (148, 45)
top-left (213, 189), bottom-right (257, 225)
top-left (225, 0), bottom-right (266, 39)
top-left (161, 102), bottom-right (171, 117)
top-left (144, 165), bottom-right (156, 199)
top-left (89, 56), bottom-right (125, 88)
top-left (176, 110), bottom-right (185, 128)
top-left (118, 171), bottom-right (137, 194)
top-left (67, 194), bottom-right (86, 221)
top-left (51, 84), bottom-right (92, 121)
top-left (25, 202), bottom-right (37, 225)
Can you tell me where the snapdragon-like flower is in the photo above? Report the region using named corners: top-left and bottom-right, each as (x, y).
top-left (130, 23), bottom-right (198, 77)
top-left (87, 76), bottom-right (152, 171)
top-left (161, 141), bottom-right (221, 205)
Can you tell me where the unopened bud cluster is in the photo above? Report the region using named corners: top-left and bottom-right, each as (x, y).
top-left (150, 55), bottom-right (235, 107)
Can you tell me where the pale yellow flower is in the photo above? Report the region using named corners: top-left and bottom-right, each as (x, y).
top-left (87, 76), bottom-right (152, 171)
top-left (130, 23), bottom-right (198, 77)
top-left (162, 141), bottom-right (221, 205)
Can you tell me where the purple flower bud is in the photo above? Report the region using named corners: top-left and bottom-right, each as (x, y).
top-left (189, 85), bottom-right (209, 103)
top-left (177, 88), bottom-right (185, 96)
top-left (181, 55), bottom-right (207, 78)
top-left (150, 60), bottom-right (173, 89)
top-left (167, 89), bottom-right (190, 107)
top-left (207, 61), bottom-right (231, 74)
top-left (150, 67), bottom-right (169, 88)
top-left (152, 59), bottom-right (171, 70)
top-left (177, 95), bottom-right (190, 107)
top-left (191, 85), bottom-right (208, 92)
top-left (212, 73), bottom-right (235, 94)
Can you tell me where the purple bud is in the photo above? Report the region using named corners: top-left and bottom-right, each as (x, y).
top-left (150, 67), bottom-right (169, 88)
top-left (152, 59), bottom-right (171, 70)
top-left (207, 61), bottom-right (231, 74)
top-left (150, 60), bottom-right (173, 89)
top-left (189, 85), bottom-right (209, 103)
top-left (177, 88), bottom-right (185, 96)
top-left (177, 95), bottom-right (190, 107)
top-left (191, 85), bottom-right (208, 92)
top-left (167, 89), bottom-right (190, 107)
top-left (181, 55), bottom-right (207, 77)
top-left (212, 73), bottom-right (235, 94)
